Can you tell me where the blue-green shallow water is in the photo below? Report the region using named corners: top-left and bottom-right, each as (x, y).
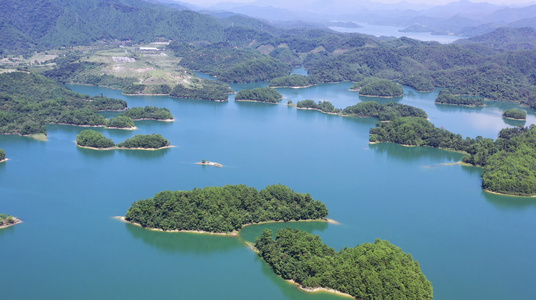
top-left (1, 81), bottom-right (536, 300)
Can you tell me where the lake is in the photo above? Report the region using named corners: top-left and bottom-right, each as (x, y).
top-left (330, 23), bottom-right (464, 44)
top-left (1, 79), bottom-right (535, 299)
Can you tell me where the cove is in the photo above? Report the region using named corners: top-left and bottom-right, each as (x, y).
top-left (0, 81), bottom-right (535, 300)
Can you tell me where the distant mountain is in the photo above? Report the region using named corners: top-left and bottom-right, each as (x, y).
top-left (455, 27), bottom-right (536, 51)
top-left (0, 0), bottom-right (287, 54)
top-left (418, 0), bottom-right (504, 19)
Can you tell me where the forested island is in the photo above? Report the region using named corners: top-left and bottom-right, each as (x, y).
top-left (502, 109), bottom-right (527, 120)
top-left (296, 100), bottom-right (340, 114)
top-left (235, 87), bottom-right (283, 103)
top-left (169, 80), bottom-right (233, 101)
top-left (0, 214), bottom-right (22, 229)
top-left (370, 118), bottom-right (536, 196)
top-left (124, 184), bottom-right (329, 234)
top-left (342, 102), bottom-right (427, 121)
top-left (76, 130), bottom-right (171, 150)
top-left (0, 149), bottom-right (6, 162)
top-left (435, 89), bottom-right (485, 107)
top-left (120, 106), bottom-right (174, 121)
top-left (255, 228), bottom-right (433, 299)
top-left (269, 74), bottom-right (313, 88)
top-left (350, 77), bottom-right (404, 98)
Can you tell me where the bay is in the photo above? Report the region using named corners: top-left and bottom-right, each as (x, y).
top-left (1, 80), bottom-right (535, 299)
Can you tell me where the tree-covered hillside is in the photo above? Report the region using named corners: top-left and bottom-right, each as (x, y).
top-left (0, 72), bottom-right (127, 135)
top-left (255, 228), bottom-right (433, 300)
top-left (125, 184), bottom-right (328, 233)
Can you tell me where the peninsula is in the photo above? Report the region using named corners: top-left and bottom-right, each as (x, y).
top-left (124, 184), bottom-right (328, 234)
top-left (255, 228), bottom-right (433, 300)
top-left (0, 214), bottom-right (22, 229)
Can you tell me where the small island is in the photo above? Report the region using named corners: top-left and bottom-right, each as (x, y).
top-left (342, 102), bottom-right (427, 121)
top-left (268, 74), bottom-right (313, 88)
top-left (235, 87), bottom-right (283, 103)
top-left (502, 108), bottom-right (527, 120)
top-left (296, 100), bottom-right (340, 114)
top-left (123, 184), bottom-right (329, 234)
top-left (0, 214), bottom-right (22, 229)
top-left (0, 148), bottom-right (6, 162)
top-left (169, 79), bottom-right (233, 101)
top-left (255, 228), bottom-right (433, 300)
top-left (196, 160), bottom-right (223, 167)
top-left (351, 77), bottom-right (404, 98)
top-left (119, 106), bottom-right (174, 121)
top-left (76, 130), bottom-right (172, 150)
top-left (435, 89), bottom-right (484, 106)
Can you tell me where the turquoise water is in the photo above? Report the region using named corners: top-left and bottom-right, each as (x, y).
top-left (1, 81), bottom-right (536, 299)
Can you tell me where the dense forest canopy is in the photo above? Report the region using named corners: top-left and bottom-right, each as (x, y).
top-left (255, 228), bottom-right (433, 300)
top-left (296, 100), bottom-right (339, 114)
top-left (120, 106), bottom-right (173, 120)
top-left (502, 108), bottom-right (527, 120)
top-left (76, 130), bottom-right (115, 148)
top-left (342, 102), bottom-right (427, 121)
top-left (0, 72), bottom-right (127, 135)
top-left (269, 74), bottom-right (312, 87)
top-left (235, 87), bottom-right (283, 103)
top-left (435, 89), bottom-right (485, 106)
top-left (351, 77), bottom-right (404, 97)
top-left (117, 134), bottom-right (170, 149)
top-left (125, 184), bottom-right (328, 233)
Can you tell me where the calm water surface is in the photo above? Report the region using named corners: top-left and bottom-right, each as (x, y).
top-left (1, 80), bottom-right (535, 300)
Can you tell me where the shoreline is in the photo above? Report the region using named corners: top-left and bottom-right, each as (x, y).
top-left (131, 118), bottom-right (175, 122)
top-left (435, 102), bottom-right (485, 107)
top-left (484, 189), bottom-right (536, 198)
top-left (0, 158), bottom-right (8, 163)
top-left (502, 116), bottom-right (526, 121)
top-left (286, 279), bottom-right (354, 299)
top-left (295, 107), bottom-right (340, 115)
top-left (115, 217), bottom-right (339, 236)
top-left (76, 144), bottom-right (175, 151)
top-left (235, 99), bottom-right (280, 104)
top-left (270, 85), bottom-right (313, 89)
top-left (55, 123), bottom-right (136, 130)
top-left (0, 217), bottom-right (22, 230)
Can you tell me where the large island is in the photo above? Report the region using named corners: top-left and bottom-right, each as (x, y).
top-left (123, 184), bottom-right (329, 234)
top-left (255, 228), bottom-right (433, 300)
top-left (76, 130), bottom-right (172, 150)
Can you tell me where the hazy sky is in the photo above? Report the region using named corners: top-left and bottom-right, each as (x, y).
top-left (179, 0), bottom-right (536, 7)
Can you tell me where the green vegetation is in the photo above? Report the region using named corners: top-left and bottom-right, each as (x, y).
top-left (125, 184), bottom-right (328, 233)
top-left (76, 130), bottom-right (171, 150)
top-left (351, 77), bottom-right (404, 97)
top-left (502, 109), bottom-right (527, 120)
top-left (174, 44), bottom-right (292, 83)
top-left (122, 84), bottom-right (172, 95)
top-left (255, 228), bottom-right (433, 300)
top-left (0, 72), bottom-right (126, 135)
top-left (106, 116), bottom-right (135, 129)
top-left (117, 134), bottom-right (170, 149)
top-left (0, 214), bottom-right (19, 228)
top-left (370, 118), bottom-right (536, 196)
top-left (0, 149), bottom-right (5, 161)
top-left (435, 89), bottom-right (485, 106)
top-left (296, 100), bottom-right (340, 114)
top-left (235, 87), bottom-right (283, 103)
top-left (397, 75), bottom-right (435, 92)
top-left (342, 102), bottom-right (427, 121)
top-left (169, 80), bottom-right (232, 101)
top-left (120, 106), bottom-right (173, 120)
top-left (76, 130), bottom-right (115, 149)
top-left (269, 74), bottom-right (312, 87)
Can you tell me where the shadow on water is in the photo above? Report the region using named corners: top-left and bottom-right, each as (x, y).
top-left (118, 147), bottom-right (172, 159)
top-left (482, 190), bottom-right (536, 210)
top-left (76, 146), bottom-right (115, 158)
top-left (124, 222), bottom-right (242, 255)
top-left (0, 224), bottom-right (19, 238)
top-left (434, 103), bottom-right (485, 113)
top-left (369, 142), bottom-right (465, 162)
top-left (502, 117), bottom-right (526, 127)
top-left (358, 95), bottom-right (403, 104)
